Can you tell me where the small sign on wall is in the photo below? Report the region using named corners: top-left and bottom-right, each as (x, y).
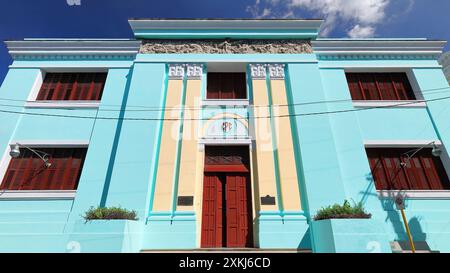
top-left (261, 195), bottom-right (276, 205)
top-left (177, 196), bottom-right (194, 206)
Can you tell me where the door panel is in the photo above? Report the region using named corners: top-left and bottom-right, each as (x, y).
top-left (201, 173), bottom-right (224, 248)
top-left (201, 146), bottom-right (253, 248)
top-left (226, 174), bottom-right (253, 248)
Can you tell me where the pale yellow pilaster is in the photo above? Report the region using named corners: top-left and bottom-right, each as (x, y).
top-left (251, 79), bottom-right (279, 211)
top-left (177, 79), bottom-right (202, 211)
top-left (270, 79), bottom-right (302, 211)
top-left (152, 79), bottom-right (183, 211)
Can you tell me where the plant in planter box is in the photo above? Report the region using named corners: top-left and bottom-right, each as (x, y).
top-left (314, 200), bottom-right (371, 221)
top-left (83, 206), bottom-right (139, 222)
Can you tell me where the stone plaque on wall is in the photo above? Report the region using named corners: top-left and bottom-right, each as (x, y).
top-left (140, 39), bottom-right (312, 54)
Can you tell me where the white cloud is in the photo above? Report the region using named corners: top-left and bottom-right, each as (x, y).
top-left (347, 25), bottom-right (375, 38)
top-left (247, 0), bottom-right (414, 38)
top-left (289, 0), bottom-right (389, 25)
top-left (66, 0), bottom-right (81, 6)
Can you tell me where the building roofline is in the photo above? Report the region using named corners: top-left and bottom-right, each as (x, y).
top-left (128, 18), bottom-right (324, 40)
top-left (128, 18), bottom-right (324, 21)
top-left (4, 40), bottom-right (141, 60)
top-left (128, 18), bottom-right (324, 30)
top-left (312, 39), bottom-right (447, 59)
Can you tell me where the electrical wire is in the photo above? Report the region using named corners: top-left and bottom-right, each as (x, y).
top-left (0, 94), bottom-right (449, 121)
top-left (0, 86), bottom-right (448, 112)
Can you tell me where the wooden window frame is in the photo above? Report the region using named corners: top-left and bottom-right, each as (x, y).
top-left (206, 72), bottom-right (248, 100)
top-left (346, 72), bottom-right (417, 102)
top-left (0, 142), bottom-right (89, 199)
top-left (366, 146), bottom-right (450, 191)
top-left (36, 72), bottom-right (107, 101)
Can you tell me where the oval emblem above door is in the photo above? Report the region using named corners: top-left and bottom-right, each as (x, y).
top-left (222, 122), bottom-right (233, 133)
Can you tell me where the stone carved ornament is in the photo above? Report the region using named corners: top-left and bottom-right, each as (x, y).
top-left (140, 39), bottom-right (312, 54)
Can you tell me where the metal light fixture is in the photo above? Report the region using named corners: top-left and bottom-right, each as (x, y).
top-left (9, 143), bottom-right (52, 168)
top-left (432, 143), bottom-right (443, 157)
top-left (394, 140), bottom-right (444, 253)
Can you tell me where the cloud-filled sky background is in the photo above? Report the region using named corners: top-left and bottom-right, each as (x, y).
top-left (0, 0), bottom-right (449, 84)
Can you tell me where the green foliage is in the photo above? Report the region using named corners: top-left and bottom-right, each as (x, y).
top-left (83, 206), bottom-right (138, 222)
top-left (314, 200), bottom-right (371, 221)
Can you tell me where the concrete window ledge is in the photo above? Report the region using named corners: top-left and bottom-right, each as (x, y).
top-left (24, 101), bottom-right (100, 109)
top-left (377, 190), bottom-right (450, 200)
top-left (201, 99), bottom-right (249, 107)
top-left (0, 190), bottom-right (76, 200)
top-left (353, 100), bottom-right (426, 108)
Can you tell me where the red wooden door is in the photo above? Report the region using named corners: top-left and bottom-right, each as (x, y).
top-left (226, 173), bottom-right (253, 248)
top-left (200, 173), bottom-right (224, 248)
top-left (201, 172), bottom-right (253, 248)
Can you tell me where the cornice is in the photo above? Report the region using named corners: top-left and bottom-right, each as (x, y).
top-left (128, 19), bottom-right (323, 39)
top-left (313, 39), bottom-right (446, 60)
top-left (129, 19), bottom-right (324, 30)
top-left (439, 52), bottom-right (450, 67)
top-left (5, 39), bottom-right (141, 60)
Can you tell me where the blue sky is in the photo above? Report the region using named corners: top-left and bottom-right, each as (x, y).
top-left (0, 0), bottom-right (449, 85)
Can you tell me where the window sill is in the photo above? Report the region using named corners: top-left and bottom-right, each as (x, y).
top-left (24, 101), bottom-right (100, 109)
top-left (353, 100), bottom-right (426, 108)
top-left (377, 190), bottom-right (450, 200)
top-left (0, 190), bottom-right (76, 200)
top-left (201, 99), bottom-right (249, 107)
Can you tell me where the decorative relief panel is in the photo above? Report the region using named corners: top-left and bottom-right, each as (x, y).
top-left (249, 64), bottom-right (267, 80)
top-left (249, 64), bottom-right (286, 80)
top-left (186, 64), bottom-right (203, 80)
top-left (141, 39), bottom-right (312, 54)
top-left (168, 63), bottom-right (203, 80)
top-left (268, 64), bottom-right (285, 80)
top-left (168, 64), bottom-right (185, 79)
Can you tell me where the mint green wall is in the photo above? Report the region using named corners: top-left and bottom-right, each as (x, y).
top-left (1, 50), bottom-right (450, 252)
top-left (310, 59), bottom-right (450, 253)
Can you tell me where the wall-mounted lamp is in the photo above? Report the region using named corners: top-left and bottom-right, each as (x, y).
top-left (9, 143), bottom-right (52, 168)
top-left (432, 143), bottom-right (443, 157)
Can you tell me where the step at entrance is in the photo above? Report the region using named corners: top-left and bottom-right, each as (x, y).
top-left (141, 248), bottom-right (313, 253)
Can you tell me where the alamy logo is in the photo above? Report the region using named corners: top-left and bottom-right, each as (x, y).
top-left (66, 0), bottom-right (81, 6)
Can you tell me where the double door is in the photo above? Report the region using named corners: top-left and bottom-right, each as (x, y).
top-left (201, 172), bottom-right (253, 248)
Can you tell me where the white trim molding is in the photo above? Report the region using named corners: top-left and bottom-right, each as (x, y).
top-left (24, 101), bottom-right (101, 109)
top-left (5, 39), bottom-right (141, 60)
top-left (201, 99), bottom-right (249, 107)
top-left (378, 190), bottom-right (450, 200)
top-left (313, 39), bottom-right (446, 60)
top-left (198, 138), bottom-right (252, 152)
top-left (0, 190), bottom-right (76, 200)
top-left (9, 140), bottom-right (90, 148)
top-left (199, 138), bottom-right (252, 146)
top-left (364, 140), bottom-right (442, 148)
top-left (129, 19), bottom-right (323, 30)
top-left (353, 100), bottom-right (426, 108)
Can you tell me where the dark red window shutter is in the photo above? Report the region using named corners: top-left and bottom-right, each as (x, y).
top-left (0, 148), bottom-right (87, 191)
top-left (36, 73), bottom-right (106, 101)
top-left (366, 148), bottom-right (450, 190)
top-left (207, 73), bottom-right (247, 99)
top-left (346, 73), bottom-right (416, 101)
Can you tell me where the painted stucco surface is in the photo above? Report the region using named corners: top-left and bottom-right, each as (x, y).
top-left (0, 21), bottom-right (448, 252)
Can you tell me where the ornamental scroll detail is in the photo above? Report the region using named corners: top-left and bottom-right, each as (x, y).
top-left (140, 39), bottom-right (312, 54)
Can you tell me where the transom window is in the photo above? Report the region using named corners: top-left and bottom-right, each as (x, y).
top-left (366, 148), bottom-right (450, 190)
top-left (0, 147), bottom-right (87, 191)
top-left (346, 73), bottom-right (416, 101)
top-left (36, 72), bottom-right (107, 101)
top-left (207, 72), bottom-right (247, 99)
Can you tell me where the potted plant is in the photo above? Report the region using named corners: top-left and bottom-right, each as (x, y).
top-left (311, 200), bottom-right (390, 253)
top-left (83, 206), bottom-right (139, 222)
top-left (67, 206), bottom-right (142, 253)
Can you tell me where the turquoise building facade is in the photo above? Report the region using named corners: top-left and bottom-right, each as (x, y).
top-left (0, 19), bottom-right (448, 253)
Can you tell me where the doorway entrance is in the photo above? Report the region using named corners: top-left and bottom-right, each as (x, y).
top-left (200, 146), bottom-right (253, 248)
